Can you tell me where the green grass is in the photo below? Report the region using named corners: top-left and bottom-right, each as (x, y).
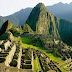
top-left (58, 60), bottom-right (65, 64)
top-left (21, 43), bottom-right (47, 51)
top-left (57, 66), bottom-right (67, 72)
top-left (45, 52), bottom-right (61, 61)
top-left (45, 52), bottom-right (67, 72)
top-left (62, 63), bottom-right (68, 66)
top-left (15, 36), bottom-right (32, 44)
top-left (45, 52), bottom-right (65, 64)
top-left (34, 56), bottom-right (41, 71)
top-left (15, 35), bottom-right (67, 72)
top-left (21, 37), bottom-right (32, 44)
top-left (15, 35), bottom-right (47, 51)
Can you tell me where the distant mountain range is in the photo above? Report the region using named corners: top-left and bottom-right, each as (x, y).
top-left (46, 2), bottom-right (72, 21)
top-left (0, 8), bottom-right (32, 28)
top-left (0, 2), bottom-right (72, 28)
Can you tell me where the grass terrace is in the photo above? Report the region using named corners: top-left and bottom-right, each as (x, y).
top-left (14, 35), bottom-right (67, 72)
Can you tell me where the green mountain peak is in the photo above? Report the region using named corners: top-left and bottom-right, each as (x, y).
top-left (35, 3), bottom-right (46, 9)
top-left (0, 20), bottom-right (13, 35)
top-left (26, 3), bottom-right (60, 38)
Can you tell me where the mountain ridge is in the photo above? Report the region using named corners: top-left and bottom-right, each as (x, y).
top-left (0, 2), bottom-right (72, 29)
top-left (0, 3), bottom-right (72, 45)
top-left (26, 3), bottom-right (60, 38)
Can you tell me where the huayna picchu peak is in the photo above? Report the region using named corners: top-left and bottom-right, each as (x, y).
top-left (0, 2), bottom-right (72, 72)
top-left (26, 3), bottom-right (60, 38)
top-left (35, 3), bottom-right (46, 10)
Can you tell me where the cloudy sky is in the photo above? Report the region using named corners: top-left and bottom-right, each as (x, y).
top-left (0, 0), bottom-right (72, 16)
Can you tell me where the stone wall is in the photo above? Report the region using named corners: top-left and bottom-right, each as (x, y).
top-left (4, 40), bottom-right (11, 50)
top-left (0, 40), bottom-right (4, 45)
top-left (5, 44), bottom-right (16, 66)
top-left (17, 46), bottom-right (22, 69)
top-left (32, 51), bottom-right (34, 70)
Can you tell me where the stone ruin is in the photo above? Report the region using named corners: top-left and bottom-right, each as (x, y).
top-left (0, 40), bottom-right (62, 72)
top-left (34, 49), bottom-right (61, 72)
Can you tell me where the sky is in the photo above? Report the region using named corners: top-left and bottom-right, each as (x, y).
top-left (0, 0), bottom-right (72, 16)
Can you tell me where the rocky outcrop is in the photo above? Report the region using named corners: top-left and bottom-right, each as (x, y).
top-left (26, 3), bottom-right (60, 38)
top-left (0, 20), bottom-right (20, 36)
top-left (0, 20), bottom-right (13, 35)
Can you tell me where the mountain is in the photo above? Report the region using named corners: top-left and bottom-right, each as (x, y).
top-left (0, 8), bottom-right (32, 28)
top-left (59, 19), bottom-right (72, 44)
top-left (12, 8), bottom-right (32, 25)
top-left (26, 3), bottom-right (60, 38)
top-left (0, 2), bottom-right (72, 28)
top-left (0, 16), bottom-right (6, 28)
top-left (46, 2), bottom-right (72, 21)
top-left (0, 16), bottom-right (19, 29)
top-left (25, 3), bottom-right (72, 45)
top-left (0, 20), bottom-right (34, 36)
top-left (0, 20), bottom-right (21, 35)
top-left (0, 20), bottom-right (13, 35)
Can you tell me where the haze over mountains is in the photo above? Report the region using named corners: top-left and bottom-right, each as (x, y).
top-left (46, 2), bottom-right (72, 21)
top-left (0, 2), bottom-right (72, 28)
top-left (0, 8), bottom-right (32, 28)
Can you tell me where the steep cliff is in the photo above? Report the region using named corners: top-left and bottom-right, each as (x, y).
top-left (0, 20), bottom-right (19, 35)
top-left (26, 3), bottom-right (60, 38)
